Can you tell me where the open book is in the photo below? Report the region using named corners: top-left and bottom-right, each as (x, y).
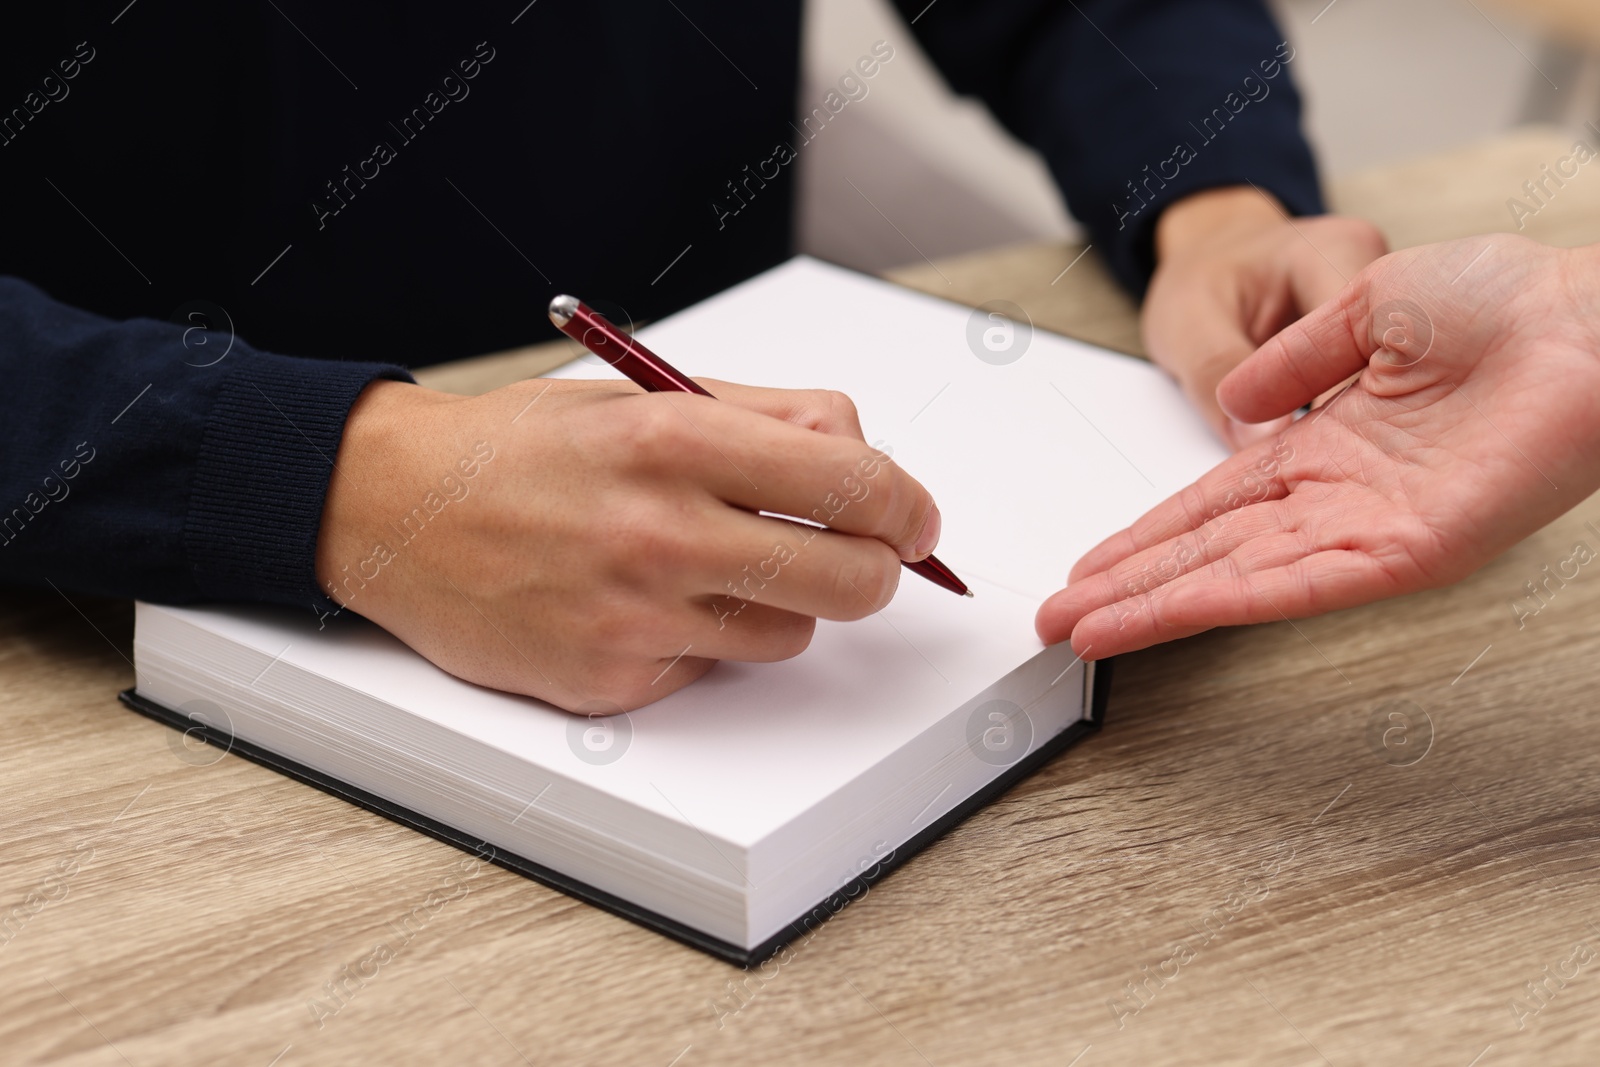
top-left (126, 258), bottom-right (1226, 963)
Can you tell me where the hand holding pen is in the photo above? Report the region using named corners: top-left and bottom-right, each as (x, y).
top-left (318, 342), bottom-right (957, 712)
top-left (549, 294), bottom-right (972, 598)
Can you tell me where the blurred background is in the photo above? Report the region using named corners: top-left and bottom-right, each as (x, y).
top-left (796, 0), bottom-right (1600, 271)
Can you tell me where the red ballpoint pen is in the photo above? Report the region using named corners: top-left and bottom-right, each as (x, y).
top-left (547, 294), bottom-right (973, 598)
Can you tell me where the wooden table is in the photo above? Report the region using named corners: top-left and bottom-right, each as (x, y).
top-left (5, 127), bottom-right (1600, 1066)
top-left (1484, 0), bottom-right (1600, 55)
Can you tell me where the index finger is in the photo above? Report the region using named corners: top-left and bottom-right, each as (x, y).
top-left (694, 378), bottom-right (869, 441)
top-left (659, 393), bottom-right (938, 561)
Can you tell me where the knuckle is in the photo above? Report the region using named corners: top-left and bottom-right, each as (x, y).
top-left (821, 389), bottom-right (859, 428)
top-left (578, 610), bottom-right (637, 654)
top-left (761, 614), bottom-right (817, 661)
top-left (1179, 483), bottom-right (1212, 527)
top-left (1105, 590), bottom-right (1150, 632)
top-left (623, 397), bottom-right (696, 466)
top-left (1315, 216), bottom-right (1389, 264)
top-left (875, 468), bottom-right (926, 549)
top-left (1142, 587), bottom-right (1176, 636)
top-left (1111, 561), bottom-right (1152, 600)
top-left (1341, 217), bottom-right (1389, 253)
top-left (1358, 227), bottom-right (1389, 259)
top-left (830, 544), bottom-right (901, 619)
top-left (631, 505), bottom-right (709, 576)
top-left (792, 389), bottom-right (860, 432)
top-left (576, 592), bottom-right (659, 654)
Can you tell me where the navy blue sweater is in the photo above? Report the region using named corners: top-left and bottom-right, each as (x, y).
top-left (0, 1), bottom-right (1322, 615)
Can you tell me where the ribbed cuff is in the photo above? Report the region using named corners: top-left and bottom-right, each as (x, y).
top-left (183, 350), bottom-right (414, 612)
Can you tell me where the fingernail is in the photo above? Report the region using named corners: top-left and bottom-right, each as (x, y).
top-left (914, 503), bottom-right (942, 558)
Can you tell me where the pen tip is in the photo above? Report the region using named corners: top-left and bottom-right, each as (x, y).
top-left (963, 590), bottom-right (975, 598)
top-left (549, 294), bottom-right (579, 328)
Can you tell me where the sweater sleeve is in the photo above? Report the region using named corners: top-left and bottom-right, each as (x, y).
top-left (0, 276), bottom-right (413, 614)
top-left (891, 0), bottom-right (1326, 295)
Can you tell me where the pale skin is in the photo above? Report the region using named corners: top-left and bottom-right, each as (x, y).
top-left (1144, 185), bottom-right (1389, 447)
top-left (316, 377), bottom-right (941, 712)
top-left (1038, 234), bottom-right (1600, 658)
top-left (315, 190), bottom-right (1386, 712)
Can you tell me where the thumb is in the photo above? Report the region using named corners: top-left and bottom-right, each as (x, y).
top-left (1218, 279), bottom-right (1376, 424)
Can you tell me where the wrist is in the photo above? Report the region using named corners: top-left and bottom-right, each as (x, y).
top-left (314, 379), bottom-right (453, 609)
top-left (1155, 186), bottom-right (1285, 263)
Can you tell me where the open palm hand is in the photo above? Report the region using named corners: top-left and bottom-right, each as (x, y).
top-left (1037, 235), bottom-right (1600, 657)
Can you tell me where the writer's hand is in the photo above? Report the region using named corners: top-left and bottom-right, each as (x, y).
top-left (1039, 234), bottom-right (1600, 658)
top-left (1143, 186), bottom-right (1387, 448)
top-left (316, 378), bottom-right (941, 712)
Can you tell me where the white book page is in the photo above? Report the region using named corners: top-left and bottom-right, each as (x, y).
top-left (144, 258), bottom-right (1226, 853)
top-left (551, 257), bottom-right (1227, 599)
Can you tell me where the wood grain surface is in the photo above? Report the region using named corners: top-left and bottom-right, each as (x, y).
top-left (4, 127), bottom-right (1600, 1066)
